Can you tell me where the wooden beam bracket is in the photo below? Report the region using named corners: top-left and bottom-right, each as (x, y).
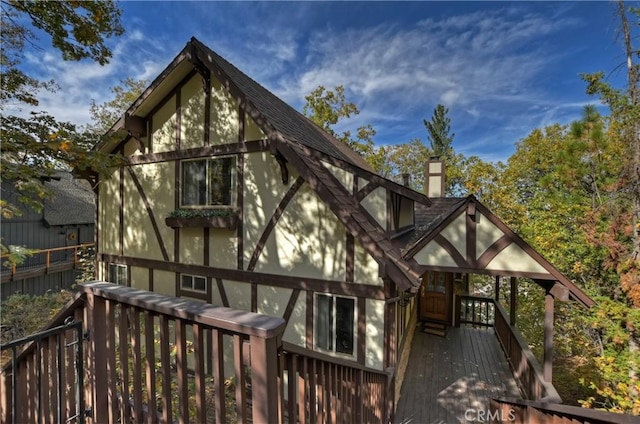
top-left (273, 153), bottom-right (289, 185)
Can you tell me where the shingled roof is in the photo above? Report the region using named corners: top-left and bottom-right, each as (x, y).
top-left (43, 171), bottom-right (95, 226)
top-left (100, 37), bottom-right (372, 172)
top-left (277, 141), bottom-right (424, 292)
top-left (190, 38), bottom-right (373, 171)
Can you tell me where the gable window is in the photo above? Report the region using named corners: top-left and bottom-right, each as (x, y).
top-left (315, 294), bottom-right (356, 356)
top-left (180, 274), bottom-right (207, 293)
top-left (181, 156), bottom-right (236, 207)
top-left (108, 263), bottom-right (128, 286)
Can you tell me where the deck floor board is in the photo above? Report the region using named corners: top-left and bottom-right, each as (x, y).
top-left (394, 326), bottom-right (522, 424)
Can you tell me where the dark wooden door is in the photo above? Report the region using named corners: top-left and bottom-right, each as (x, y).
top-left (420, 271), bottom-right (451, 323)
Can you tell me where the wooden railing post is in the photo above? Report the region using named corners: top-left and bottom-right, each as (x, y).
top-left (84, 290), bottom-right (108, 421)
top-left (250, 334), bottom-right (281, 424)
top-left (454, 295), bottom-right (461, 327)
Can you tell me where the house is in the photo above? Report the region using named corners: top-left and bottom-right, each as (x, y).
top-left (77, 37), bottom-right (595, 420)
top-left (0, 171), bottom-right (95, 300)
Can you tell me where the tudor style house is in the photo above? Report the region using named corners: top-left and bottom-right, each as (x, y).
top-left (47, 37), bottom-right (598, 422)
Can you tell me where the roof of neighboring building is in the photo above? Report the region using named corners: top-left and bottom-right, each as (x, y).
top-left (43, 171), bottom-right (95, 226)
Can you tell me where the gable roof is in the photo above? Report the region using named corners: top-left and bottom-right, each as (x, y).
top-left (404, 195), bottom-right (594, 308)
top-left (97, 37), bottom-right (372, 171)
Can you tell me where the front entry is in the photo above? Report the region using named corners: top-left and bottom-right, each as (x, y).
top-left (419, 271), bottom-right (452, 324)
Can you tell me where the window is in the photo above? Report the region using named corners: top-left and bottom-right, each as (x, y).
top-left (180, 274), bottom-right (207, 293)
top-left (315, 294), bottom-right (356, 356)
top-left (181, 156), bottom-right (236, 207)
top-left (108, 264), bottom-right (128, 285)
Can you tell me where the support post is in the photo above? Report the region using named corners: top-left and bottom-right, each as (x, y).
top-left (495, 276), bottom-right (500, 301)
top-left (509, 277), bottom-right (517, 326)
top-left (250, 334), bottom-right (281, 423)
top-left (544, 291), bottom-right (554, 382)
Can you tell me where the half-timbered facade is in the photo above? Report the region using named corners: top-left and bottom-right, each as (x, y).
top-left (89, 37), bottom-right (593, 407)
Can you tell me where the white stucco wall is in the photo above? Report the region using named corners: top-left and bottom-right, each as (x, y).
top-left (361, 187), bottom-right (387, 229)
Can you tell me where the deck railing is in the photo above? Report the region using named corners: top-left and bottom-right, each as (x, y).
top-left (490, 398), bottom-right (638, 424)
top-left (0, 243), bottom-right (94, 282)
top-left (455, 294), bottom-right (560, 403)
top-left (493, 301), bottom-right (561, 402)
top-left (455, 295), bottom-right (495, 327)
top-left (1, 282), bottom-right (396, 423)
top-left (1, 282), bottom-right (286, 423)
top-left (281, 342), bottom-right (394, 424)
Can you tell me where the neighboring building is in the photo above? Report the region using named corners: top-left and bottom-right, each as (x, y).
top-left (0, 171), bottom-right (95, 299)
top-left (89, 37), bottom-right (592, 395)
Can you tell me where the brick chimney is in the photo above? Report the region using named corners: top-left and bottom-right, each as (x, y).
top-left (425, 157), bottom-right (445, 197)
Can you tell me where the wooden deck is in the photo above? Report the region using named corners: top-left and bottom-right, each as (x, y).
top-left (394, 326), bottom-right (522, 424)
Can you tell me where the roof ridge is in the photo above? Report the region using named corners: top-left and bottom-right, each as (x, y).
top-left (190, 38), bottom-right (374, 172)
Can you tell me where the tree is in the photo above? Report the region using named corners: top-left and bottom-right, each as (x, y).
top-left (423, 104), bottom-right (455, 161)
top-left (302, 85), bottom-right (387, 173)
top-left (581, 1), bottom-right (640, 306)
top-left (1, 1), bottom-right (124, 218)
top-left (84, 77), bottom-right (148, 142)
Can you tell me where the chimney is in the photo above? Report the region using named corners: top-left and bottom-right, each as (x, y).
top-left (425, 157), bottom-right (445, 197)
top-left (402, 173), bottom-right (410, 187)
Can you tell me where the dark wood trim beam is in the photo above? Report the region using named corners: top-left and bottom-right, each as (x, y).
top-left (357, 297), bottom-right (366, 366)
top-left (290, 144), bottom-right (430, 205)
top-left (251, 282), bottom-right (257, 312)
top-left (216, 278), bottom-right (229, 307)
top-left (346, 234), bottom-right (355, 283)
top-left (119, 166), bottom-right (124, 257)
top-left (126, 167), bottom-right (170, 261)
top-left (434, 234), bottom-right (467, 268)
top-left (175, 86), bottom-right (181, 151)
top-left (282, 289), bottom-right (301, 322)
top-left (355, 182), bottom-right (381, 202)
top-left (100, 254), bottom-right (387, 300)
top-left (544, 291), bottom-right (554, 382)
top-left (204, 73), bottom-right (211, 146)
top-left (413, 264), bottom-right (561, 281)
top-left (477, 235), bottom-right (511, 269)
top-left (306, 291), bottom-right (313, 349)
top-left (247, 177), bottom-right (305, 271)
top-left (204, 228), bottom-right (210, 266)
top-left (510, 277), bottom-right (517, 326)
top-left (125, 139), bottom-right (270, 165)
top-left (466, 203), bottom-right (477, 267)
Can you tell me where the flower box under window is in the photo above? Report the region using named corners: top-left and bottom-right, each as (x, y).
top-left (165, 209), bottom-right (239, 230)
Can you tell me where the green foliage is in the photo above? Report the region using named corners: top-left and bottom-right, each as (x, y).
top-left (302, 85), bottom-right (387, 173)
top-left (85, 77), bottom-right (148, 136)
top-left (423, 104), bottom-right (455, 160)
top-left (579, 297), bottom-right (640, 414)
top-left (74, 245), bottom-right (96, 284)
top-left (0, 244), bottom-right (37, 269)
top-left (0, 291), bottom-right (73, 344)
top-left (167, 208), bottom-right (235, 219)
top-left (1, 0), bottom-right (124, 216)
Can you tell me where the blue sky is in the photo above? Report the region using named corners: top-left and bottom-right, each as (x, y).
top-left (22, 1), bottom-right (631, 163)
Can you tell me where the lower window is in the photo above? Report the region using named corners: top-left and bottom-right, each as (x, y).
top-left (315, 294), bottom-right (356, 356)
top-left (180, 274), bottom-right (207, 293)
top-left (108, 263), bottom-right (127, 286)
